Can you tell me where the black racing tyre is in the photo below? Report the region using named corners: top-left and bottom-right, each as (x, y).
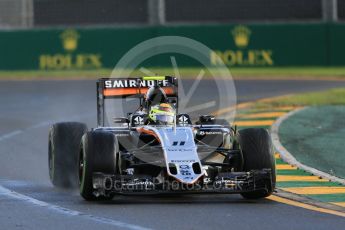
top-left (79, 131), bottom-right (117, 201)
top-left (237, 128), bottom-right (276, 199)
top-left (48, 122), bottom-right (88, 188)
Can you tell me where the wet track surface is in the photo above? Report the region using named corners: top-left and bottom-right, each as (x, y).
top-left (1, 79), bottom-right (345, 229)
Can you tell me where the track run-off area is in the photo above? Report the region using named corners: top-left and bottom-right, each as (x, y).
top-left (1, 79), bottom-right (345, 230)
top-left (232, 105), bottom-right (345, 214)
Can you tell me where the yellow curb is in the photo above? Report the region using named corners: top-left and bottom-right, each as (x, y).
top-left (212, 92), bottom-right (300, 117)
top-left (234, 120), bottom-right (275, 127)
top-left (282, 187), bottom-right (345, 195)
top-left (267, 195), bottom-right (345, 218)
top-left (277, 175), bottom-right (328, 182)
top-left (236, 112), bottom-right (286, 119)
top-left (331, 202), bottom-right (345, 208)
top-left (272, 106), bottom-right (301, 111)
top-left (257, 95), bottom-right (295, 103)
top-left (212, 102), bottom-right (254, 116)
top-left (276, 165), bottom-right (298, 170)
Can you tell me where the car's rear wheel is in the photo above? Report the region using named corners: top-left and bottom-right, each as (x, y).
top-left (237, 128), bottom-right (276, 199)
top-left (79, 131), bottom-right (117, 201)
top-left (48, 122), bottom-right (88, 188)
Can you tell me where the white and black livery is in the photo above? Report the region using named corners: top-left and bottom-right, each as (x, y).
top-left (48, 76), bottom-right (276, 200)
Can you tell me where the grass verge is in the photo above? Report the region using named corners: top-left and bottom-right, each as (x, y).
top-left (1, 67), bottom-right (345, 80)
top-left (254, 88), bottom-right (345, 109)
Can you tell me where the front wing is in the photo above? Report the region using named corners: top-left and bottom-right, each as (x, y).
top-left (91, 169), bottom-right (273, 196)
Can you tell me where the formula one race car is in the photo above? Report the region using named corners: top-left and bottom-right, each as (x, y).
top-left (48, 76), bottom-right (276, 200)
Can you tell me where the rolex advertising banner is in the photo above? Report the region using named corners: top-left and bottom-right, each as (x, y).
top-left (0, 23), bottom-right (343, 70)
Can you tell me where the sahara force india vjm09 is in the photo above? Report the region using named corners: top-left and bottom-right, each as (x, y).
top-left (48, 76), bottom-right (276, 200)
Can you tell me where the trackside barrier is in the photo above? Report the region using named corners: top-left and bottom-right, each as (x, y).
top-left (0, 23), bottom-right (344, 70)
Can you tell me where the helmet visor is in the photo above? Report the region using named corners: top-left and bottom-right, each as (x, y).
top-left (155, 114), bottom-right (175, 125)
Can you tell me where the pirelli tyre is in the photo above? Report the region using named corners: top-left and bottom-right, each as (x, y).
top-left (79, 131), bottom-right (117, 201)
top-left (48, 122), bottom-right (88, 188)
top-left (237, 128), bottom-right (276, 199)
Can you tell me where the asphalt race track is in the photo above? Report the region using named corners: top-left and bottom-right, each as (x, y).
top-left (1, 79), bottom-right (345, 230)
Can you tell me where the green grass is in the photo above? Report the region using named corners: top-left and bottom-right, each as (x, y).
top-left (0, 69), bottom-right (112, 79)
top-left (255, 88), bottom-right (345, 108)
top-left (1, 67), bottom-right (345, 80)
top-left (276, 170), bottom-right (312, 176)
top-left (277, 181), bottom-right (343, 188)
top-left (230, 67), bottom-right (345, 77)
top-left (307, 194), bottom-right (345, 203)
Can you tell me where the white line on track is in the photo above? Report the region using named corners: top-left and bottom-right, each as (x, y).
top-left (0, 130), bottom-right (23, 141)
top-left (0, 117), bottom-right (152, 230)
top-left (0, 185), bottom-right (151, 230)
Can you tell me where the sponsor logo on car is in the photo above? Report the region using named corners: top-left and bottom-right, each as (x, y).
top-left (178, 115), bottom-right (189, 124)
top-left (104, 79), bottom-right (169, 88)
top-left (167, 148), bottom-right (194, 152)
top-left (199, 130), bottom-right (223, 135)
top-left (133, 116), bottom-right (144, 125)
top-left (170, 159), bottom-right (195, 163)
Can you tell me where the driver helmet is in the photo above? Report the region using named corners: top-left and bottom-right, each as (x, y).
top-left (149, 103), bottom-right (176, 125)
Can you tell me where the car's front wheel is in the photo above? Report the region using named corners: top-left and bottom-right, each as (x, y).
top-left (237, 128), bottom-right (276, 199)
top-left (79, 131), bottom-right (118, 201)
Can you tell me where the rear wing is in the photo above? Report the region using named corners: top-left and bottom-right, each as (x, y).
top-left (99, 76), bottom-right (177, 98)
top-left (96, 76), bottom-right (178, 127)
